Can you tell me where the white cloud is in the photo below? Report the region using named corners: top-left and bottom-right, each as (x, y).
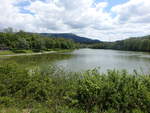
top-left (112, 0), bottom-right (150, 23)
top-left (96, 2), bottom-right (108, 10)
top-left (0, 0), bottom-right (150, 41)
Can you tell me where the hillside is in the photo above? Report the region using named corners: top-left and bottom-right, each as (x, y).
top-left (91, 35), bottom-right (150, 52)
top-left (0, 31), bottom-right (76, 51)
top-left (39, 33), bottom-right (100, 44)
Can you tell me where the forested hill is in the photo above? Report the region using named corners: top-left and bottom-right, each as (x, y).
top-left (0, 31), bottom-right (76, 51)
top-left (91, 35), bottom-right (150, 52)
top-left (39, 33), bottom-right (100, 44)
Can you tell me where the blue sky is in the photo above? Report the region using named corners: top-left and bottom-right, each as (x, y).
top-left (0, 0), bottom-right (150, 41)
top-left (16, 1), bottom-right (31, 14)
top-left (18, 0), bottom-right (129, 14)
top-left (96, 0), bottom-right (128, 10)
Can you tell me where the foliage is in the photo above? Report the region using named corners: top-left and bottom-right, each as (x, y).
top-left (0, 63), bottom-right (150, 112)
top-left (0, 31), bottom-right (76, 51)
top-left (91, 35), bottom-right (150, 52)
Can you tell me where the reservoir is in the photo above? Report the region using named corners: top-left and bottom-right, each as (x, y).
top-left (1, 49), bottom-right (150, 74)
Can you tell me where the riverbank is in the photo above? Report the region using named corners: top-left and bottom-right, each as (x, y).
top-left (0, 51), bottom-right (56, 57)
top-left (0, 49), bottom-right (73, 57)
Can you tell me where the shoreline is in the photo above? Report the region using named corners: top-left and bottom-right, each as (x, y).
top-left (0, 51), bottom-right (56, 57)
top-left (0, 49), bottom-right (74, 57)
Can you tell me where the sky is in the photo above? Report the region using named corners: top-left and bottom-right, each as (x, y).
top-left (0, 0), bottom-right (150, 41)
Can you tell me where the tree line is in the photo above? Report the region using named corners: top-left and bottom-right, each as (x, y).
top-left (0, 31), bottom-right (76, 51)
top-left (91, 35), bottom-right (150, 52)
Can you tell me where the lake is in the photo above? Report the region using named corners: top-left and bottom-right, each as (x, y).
top-left (1, 49), bottom-right (150, 74)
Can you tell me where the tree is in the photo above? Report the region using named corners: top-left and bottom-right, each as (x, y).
top-left (16, 38), bottom-right (29, 49)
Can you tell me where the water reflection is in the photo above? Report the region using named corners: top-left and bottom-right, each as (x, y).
top-left (0, 49), bottom-right (150, 74)
top-left (0, 53), bottom-right (73, 70)
top-left (55, 49), bottom-right (150, 74)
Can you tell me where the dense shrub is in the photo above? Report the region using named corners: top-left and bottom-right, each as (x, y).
top-left (75, 70), bottom-right (150, 112)
top-left (0, 63), bottom-right (150, 113)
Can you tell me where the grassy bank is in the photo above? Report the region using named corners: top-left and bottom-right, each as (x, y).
top-left (0, 49), bottom-right (73, 56)
top-left (0, 50), bottom-right (15, 55)
top-left (0, 50), bottom-right (35, 55)
top-left (0, 63), bottom-right (150, 113)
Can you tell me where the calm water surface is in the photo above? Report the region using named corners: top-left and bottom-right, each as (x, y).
top-left (1, 49), bottom-right (150, 74)
top-left (55, 49), bottom-right (150, 74)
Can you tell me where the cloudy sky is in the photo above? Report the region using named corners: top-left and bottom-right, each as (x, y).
top-left (0, 0), bottom-right (150, 41)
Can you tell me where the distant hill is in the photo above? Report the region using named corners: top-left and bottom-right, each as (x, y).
top-left (91, 35), bottom-right (150, 52)
top-left (39, 33), bottom-right (100, 44)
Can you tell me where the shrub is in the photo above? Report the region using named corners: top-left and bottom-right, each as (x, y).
top-left (74, 70), bottom-right (150, 112)
top-left (0, 63), bottom-right (150, 113)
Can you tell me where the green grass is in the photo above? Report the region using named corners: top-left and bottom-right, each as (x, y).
top-left (0, 63), bottom-right (150, 113)
top-left (12, 50), bottom-right (33, 53)
top-left (0, 49), bottom-right (73, 56)
top-left (0, 50), bottom-right (34, 55)
top-left (0, 50), bottom-right (15, 55)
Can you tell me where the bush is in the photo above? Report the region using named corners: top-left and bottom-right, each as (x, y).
top-left (0, 63), bottom-right (150, 113)
top-left (74, 70), bottom-right (150, 112)
top-left (0, 97), bottom-right (15, 107)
